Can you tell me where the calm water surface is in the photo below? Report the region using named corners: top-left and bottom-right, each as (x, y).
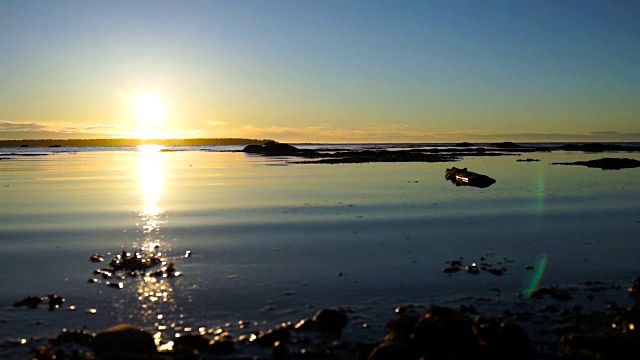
top-left (1, 146), bottom-right (639, 346)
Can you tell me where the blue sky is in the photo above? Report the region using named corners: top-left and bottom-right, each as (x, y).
top-left (1, 0), bottom-right (639, 142)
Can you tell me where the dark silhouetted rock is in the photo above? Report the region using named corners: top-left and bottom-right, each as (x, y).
top-left (491, 142), bottom-right (520, 148)
top-left (252, 326), bottom-right (290, 346)
top-left (411, 305), bottom-right (476, 358)
top-left (90, 323), bottom-right (156, 356)
top-left (455, 142), bottom-right (476, 147)
top-left (243, 141), bottom-right (317, 156)
top-left (445, 167), bottom-right (496, 188)
top-left (559, 143), bottom-right (640, 152)
top-left (173, 334), bottom-right (211, 352)
top-left (47, 293), bottom-right (64, 311)
top-left (13, 295), bottom-right (43, 309)
top-left (295, 309), bottom-right (349, 338)
top-left (312, 309), bottom-right (349, 334)
top-left (552, 157), bottom-right (640, 170)
top-left (49, 328), bottom-right (93, 346)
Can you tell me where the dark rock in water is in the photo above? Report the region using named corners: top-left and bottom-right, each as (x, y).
top-left (49, 328), bottom-right (92, 346)
top-left (89, 254), bottom-right (104, 262)
top-left (559, 143), bottom-right (640, 152)
top-left (412, 305), bottom-right (476, 359)
top-left (91, 323), bottom-right (157, 356)
top-left (552, 157), bottom-right (640, 170)
top-left (445, 167), bottom-right (496, 188)
top-left (173, 334), bottom-right (211, 352)
top-left (110, 250), bottom-right (161, 272)
top-left (442, 266), bottom-right (460, 274)
top-left (491, 142), bottom-right (520, 149)
top-left (455, 142), bottom-right (476, 147)
top-left (303, 149), bottom-right (456, 164)
top-left (12, 294), bottom-right (65, 311)
top-left (465, 264), bottom-right (480, 274)
top-left (243, 140), bottom-right (317, 156)
top-left (252, 326), bottom-right (290, 346)
top-left (516, 158), bottom-right (540, 162)
top-left (368, 341), bottom-right (416, 360)
top-left (312, 309), bottom-right (349, 334)
top-left (47, 293), bottom-right (64, 311)
top-left (13, 295), bottom-right (42, 309)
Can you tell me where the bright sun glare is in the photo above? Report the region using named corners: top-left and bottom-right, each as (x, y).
top-left (132, 94), bottom-right (166, 126)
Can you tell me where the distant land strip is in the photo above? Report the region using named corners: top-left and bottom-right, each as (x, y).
top-left (0, 138), bottom-right (271, 148)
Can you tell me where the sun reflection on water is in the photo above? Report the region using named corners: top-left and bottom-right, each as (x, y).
top-left (134, 144), bottom-right (182, 346)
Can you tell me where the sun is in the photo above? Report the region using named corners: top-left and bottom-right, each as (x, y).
top-left (132, 93), bottom-right (166, 126)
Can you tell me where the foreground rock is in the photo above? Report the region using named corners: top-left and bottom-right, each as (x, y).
top-left (552, 157), bottom-right (640, 170)
top-left (445, 167), bottom-right (496, 188)
top-left (21, 279), bottom-right (640, 360)
top-left (381, 305), bottom-right (535, 360)
top-left (90, 324), bottom-right (157, 358)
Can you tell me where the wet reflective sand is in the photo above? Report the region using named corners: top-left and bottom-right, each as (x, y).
top-left (1, 146), bottom-right (639, 348)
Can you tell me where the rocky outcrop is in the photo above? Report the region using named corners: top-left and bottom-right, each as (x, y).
top-left (445, 167), bottom-right (496, 188)
top-left (90, 324), bottom-right (157, 357)
top-left (491, 142), bottom-right (521, 149)
top-left (552, 157), bottom-right (640, 170)
top-left (559, 143), bottom-right (640, 152)
top-left (242, 140), bottom-right (319, 156)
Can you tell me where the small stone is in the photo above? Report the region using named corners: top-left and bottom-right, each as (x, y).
top-left (442, 267), bottom-right (460, 274)
top-left (47, 294), bottom-right (64, 311)
top-left (91, 323), bottom-right (156, 356)
top-left (487, 268), bottom-right (504, 276)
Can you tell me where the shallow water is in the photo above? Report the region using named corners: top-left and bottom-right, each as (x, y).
top-left (1, 146), bottom-right (639, 349)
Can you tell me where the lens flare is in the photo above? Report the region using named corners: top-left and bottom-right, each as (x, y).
top-left (523, 255), bottom-right (548, 298)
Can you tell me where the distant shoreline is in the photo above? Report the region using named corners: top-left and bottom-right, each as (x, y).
top-left (0, 138), bottom-right (271, 148)
top-left (2, 138), bottom-right (639, 148)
